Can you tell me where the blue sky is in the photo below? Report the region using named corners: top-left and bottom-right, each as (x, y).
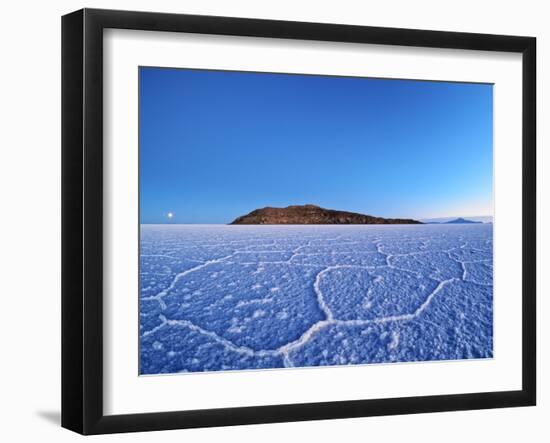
top-left (140, 67), bottom-right (493, 224)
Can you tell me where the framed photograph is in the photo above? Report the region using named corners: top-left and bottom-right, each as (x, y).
top-left (62, 8), bottom-right (536, 435)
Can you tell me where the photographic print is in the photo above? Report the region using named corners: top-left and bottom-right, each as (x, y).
top-left (139, 67), bottom-right (493, 375)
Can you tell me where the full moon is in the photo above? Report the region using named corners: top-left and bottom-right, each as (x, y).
top-left (167, 212), bottom-right (173, 219)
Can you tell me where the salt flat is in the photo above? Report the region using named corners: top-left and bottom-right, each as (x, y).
top-left (139, 224), bottom-right (493, 374)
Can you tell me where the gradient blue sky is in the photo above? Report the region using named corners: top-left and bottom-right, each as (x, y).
top-left (140, 67), bottom-right (493, 224)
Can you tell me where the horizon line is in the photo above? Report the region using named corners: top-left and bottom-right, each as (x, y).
top-left (140, 215), bottom-right (494, 226)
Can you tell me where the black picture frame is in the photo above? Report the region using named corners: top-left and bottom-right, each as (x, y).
top-left (62, 8), bottom-right (536, 435)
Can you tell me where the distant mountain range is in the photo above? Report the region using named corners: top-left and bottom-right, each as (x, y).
top-left (445, 217), bottom-right (482, 224)
top-left (230, 205), bottom-right (422, 225)
top-left (424, 217), bottom-right (484, 225)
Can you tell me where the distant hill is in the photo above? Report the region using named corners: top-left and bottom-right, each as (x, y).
top-left (444, 217), bottom-right (483, 224)
top-left (424, 217), bottom-right (483, 225)
top-left (421, 215), bottom-right (492, 224)
top-left (230, 205), bottom-right (422, 225)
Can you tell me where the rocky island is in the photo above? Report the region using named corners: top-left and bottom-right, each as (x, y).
top-left (230, 204), bottom-right (422, 225)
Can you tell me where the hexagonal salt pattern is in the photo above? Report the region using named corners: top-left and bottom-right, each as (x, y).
top-left (139, 224), bottom-right (493, 374)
